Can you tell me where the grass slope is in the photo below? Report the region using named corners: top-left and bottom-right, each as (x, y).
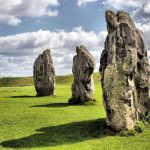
top-left (0, 73), bottom-right (100, 87)
top-left (0, 75), bottom-right (150, 150)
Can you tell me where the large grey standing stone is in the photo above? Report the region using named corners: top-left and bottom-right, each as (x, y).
top-left (69, 45), bottom-right (96, 104)
top-left (100, 10), bottom-right (150, 131)
top-left (33, 49), bottom-right (55, 96)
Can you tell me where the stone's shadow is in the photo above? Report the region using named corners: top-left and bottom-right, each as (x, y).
top-left (1, 119), bottom-right (107, 148)
top-left (9, 95), bottom-right (36, 98)
top-left (31, 102), bottom-right (69, 108)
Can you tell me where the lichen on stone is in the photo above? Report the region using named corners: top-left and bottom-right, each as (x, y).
top-left (69, 45), bottom-right (96, 104)
top-left (100, 10), bottom-right (150, 131)
top-left (33, 49), bottom-right (55, 96)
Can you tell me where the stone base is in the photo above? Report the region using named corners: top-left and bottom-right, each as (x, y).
top-left (36, 94), bottom-right (54, 97)
top-left (68, 97), bottom-right (96, 105)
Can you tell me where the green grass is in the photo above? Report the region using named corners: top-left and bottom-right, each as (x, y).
top-left (0, 75), bottom-right (150, 150)
top-left (0, 73), bottom-right (100, 87)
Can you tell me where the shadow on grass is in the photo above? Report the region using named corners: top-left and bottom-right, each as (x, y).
top-left (9, 95), bottom-right (36, 98)
top-left (31, 102), bottom-right (69, 108)
top-left (1, 119), bottom-right (108, 148)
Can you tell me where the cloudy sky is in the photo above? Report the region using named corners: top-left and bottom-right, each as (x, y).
top-left (0, 0), bottom-right (150, 76)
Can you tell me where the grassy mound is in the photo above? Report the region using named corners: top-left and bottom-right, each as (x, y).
top-left (0, 73), bottom-right (100, 87)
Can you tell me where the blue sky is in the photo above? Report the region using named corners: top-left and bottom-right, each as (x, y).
top-left (0, 0), bottom-right (106, 36)
top-left (0, 0), bottom-right (150, 76)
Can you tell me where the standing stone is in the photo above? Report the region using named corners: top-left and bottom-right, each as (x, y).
top-left (100, 10), bottom-right (150, 131)
top-left (69, 45), bottom-right (96, 104)
top-left (33, 49), bottom-right (55, 96)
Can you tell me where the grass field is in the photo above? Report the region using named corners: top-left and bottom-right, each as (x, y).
top-left (0, 74), bottom-right (150, 150)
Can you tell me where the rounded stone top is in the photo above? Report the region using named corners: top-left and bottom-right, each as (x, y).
top-left (43, 49), bottom-right (51, 54)
top-left (76, 45), bottom-right (91, 56)
top-left (105, 10), bottom-right (118, 30)
top-left (75, 45), bottom-right (96, 67)
top-left (105, 9), bottom-right (135, 30)
top-left (105, 10), bottom-right (116, 18)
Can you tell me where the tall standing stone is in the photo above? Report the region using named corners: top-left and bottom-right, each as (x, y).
top-left (33, 49), bottom-right (55, 96)
top-left (69, 45), bottom-right (96, 104)
top-left (100, 10), bottom-right (150, 131)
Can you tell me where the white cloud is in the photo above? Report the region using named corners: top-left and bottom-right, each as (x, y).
top-left (135, 22), bottom-right (150, 52)
top-left (102, 0), bottom-right (150, 24)
top-left (133, 1), bottom-right (150, 23)
top-left (143, 2), bottom-right (150, 14)
top-left (102, 0), bottom-right (147, 10)
top-left (0, 15), bottom-right (22, 26)
top-left (47, 10), bottom-right (58, 17)
top-left (0, 0), bottom-right (59, 26)
top-left (77, 0), bottom-right (98, 7)
top-left (0, 27), bottom-right (107, 76)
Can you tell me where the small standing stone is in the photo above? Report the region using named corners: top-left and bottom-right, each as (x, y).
top-left (33, 49), bottom-right (55, 96)
top-left (69, 45), bottom-right (96, 104)
top-left (100, 10), bottom-right (150, 131)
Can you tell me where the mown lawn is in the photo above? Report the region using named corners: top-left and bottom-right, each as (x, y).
top-left (0, 83), bottom-right (150, 150)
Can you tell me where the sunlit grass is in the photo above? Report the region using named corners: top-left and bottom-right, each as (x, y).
top-left (0, 77), bottom-right (150, 150)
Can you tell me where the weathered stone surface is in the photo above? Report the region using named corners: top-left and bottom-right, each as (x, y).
top-left (100, 10), bottom-right (150, 131)
top-left (69, 45), bottom-right (96, 104)
top-left (33, 49), bottom-right (55, 96)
